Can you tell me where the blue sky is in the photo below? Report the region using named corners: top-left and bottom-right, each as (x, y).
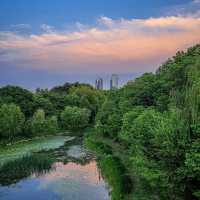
top-left (0, 0), bottom-right (199, 89)
top-left (0, 0), bottom-right (190, 28)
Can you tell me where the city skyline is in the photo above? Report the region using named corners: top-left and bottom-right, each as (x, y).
top-left (95, 77), bottom-right (103, 90)
top-left (1, 0), bottom-right (200, 89)
top-left (95, 74), bottom-right (120, 90)
top-left (110, 74), bottom-right (119, 89)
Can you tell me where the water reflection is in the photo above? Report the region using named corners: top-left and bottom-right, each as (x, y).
top-left (42, 161), bottom-right (102, 184)
top-left (0, 154), bottom-right (54, 186)
top-left (37, 161), bottom-right (109, 200)
top-left (0, 139), bottom-right (110, 200)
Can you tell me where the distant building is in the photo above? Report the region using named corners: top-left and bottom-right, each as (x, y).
top-left (95, 78), bottom-right (103, 90)
top-left (110, 74), bottom-right (119, 89)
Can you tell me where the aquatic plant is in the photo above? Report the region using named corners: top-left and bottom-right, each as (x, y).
top-left (0, 153), bottom-right (54, 186)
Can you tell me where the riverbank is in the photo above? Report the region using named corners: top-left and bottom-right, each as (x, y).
top-left (0, 130), bottom-right (74, 147)
top-left (0, 134), bottom-right (110, 200)
top-left (0, 135), bottom-right (74, 165)
top-left (1, 128), bottom-right (134, 200)
top-left (84, 128), bottom-right (134, 200)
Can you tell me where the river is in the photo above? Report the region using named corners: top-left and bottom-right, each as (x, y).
top-left (0, 136), bottom-right (110, 200)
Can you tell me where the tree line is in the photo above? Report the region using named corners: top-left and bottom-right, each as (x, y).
top-left (88, 44), bottom-right (200, 200)
top-left (0, 44), bottom-right (199, 199)
top-left (0, 83), bottom-right (104, 140)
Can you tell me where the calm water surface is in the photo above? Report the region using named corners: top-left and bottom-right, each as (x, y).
top-left (0, 137), bottom-right (110, 200)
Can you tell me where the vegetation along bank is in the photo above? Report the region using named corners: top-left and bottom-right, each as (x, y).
top-left (0, 44), bottom-right (200, 200)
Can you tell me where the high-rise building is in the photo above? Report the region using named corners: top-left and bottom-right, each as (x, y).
top-left (95, 78), bottom-right (103, 90)
top-left (110, 74), bottom-right (119, 89)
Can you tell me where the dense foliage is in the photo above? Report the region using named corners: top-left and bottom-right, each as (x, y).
top-left (0, 83), bottom-right (103, 140)
top-left (0, 86), bottom-right (34, 117)
top-left (86, 44), bottom-right (200, 200)
top-left (0, 104), bottom-right (25, 139)
top-left (0, 44), bottom-right (199, 200)
top-left (61, 106), bottom-right (90, 131)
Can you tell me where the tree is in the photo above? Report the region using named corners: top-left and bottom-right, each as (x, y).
top-left (60, 106), bottom-right (90, 131)
top-left (23, 119), bottom-right (32, 137)
top-left (69, 85), bottom-right (104, 121)
top-left (122, 73), bottom-right (158, 107)
top-left (95, 99), bottom-right (122, 138)
top-left (31, 109), bottom-right (46, 135)
top-left (119, 106), bottom-right (144, 143)
top-left (0, 86), bottom-right (34, 117)
top-left (31, 110), bottom-right (58, 135)
top-left (33, 94), bottom-right (55, 116)
top-left (46, 116), bottom-right (58, 134)
top-left (0, 104), bottom-right (25, 139)
top-left (92, 44), bottom-right (200, 200)
top-left (50, 82), bottom-right (93, 94)
top-left (182, 61), bottom-right (200, 199)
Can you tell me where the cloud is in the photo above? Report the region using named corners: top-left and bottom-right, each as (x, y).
top-left (193, 0), bottom-right (200, 4)
top-left (10, 24), bottom-right (31, 29)
top-left (166, 0), bottom-right (200, 17)
top-left (9, 24), bottom-right (31, 34)
top-left (0, 16), bottom-right (200, 74)
top-left (40, 24), bottom-right (55, 33)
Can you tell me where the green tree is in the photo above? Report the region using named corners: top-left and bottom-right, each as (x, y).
top-left (34, 90), bottom-right (70, 116)
top-left (95, 99), bottom-right (121, 138)
top-left (182, 61), bottom-right (200, 199)
top-left (50, 82), bottom-right (93, 94)
top-left (31, 110), bottom-right (58, 136)
top-left (31, 109), bottom-right (46, 135)
top-left (0, 104), bottom-right (25, 139)
top-left (92, 44), bottom-right (200, 200)
top-left (46, 116), bottom-right (58, 134)
top-left (23, 119), bottom-right (32, 137)
top-left (0, 86), bottom-right (34, 117)
top-left (33, 94), bottom-right (55, 116)
top-left (60, 106), bottom-right (90, 131)
top-left (119, 106), bottom-right (144, 143)
top-left (69, 85), bottom-right (104, 121)
top-left (122, 73), bottom-right (158, 107)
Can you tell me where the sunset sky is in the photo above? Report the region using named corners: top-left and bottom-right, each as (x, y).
top-left (0, 0), bottom-right (200, 89)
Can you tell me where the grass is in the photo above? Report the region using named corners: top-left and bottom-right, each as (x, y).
top-left (84, 136), bottom-right (112, 155)
top-left (84, 128), bottom-right (133, 200)
top-left (0, 153), bottom-right (54, 186)
top-left (99, 155), bottom-right (132, 200)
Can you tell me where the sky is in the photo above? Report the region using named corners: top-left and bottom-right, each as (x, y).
top-left (0, 0), bottom-right (200, 89)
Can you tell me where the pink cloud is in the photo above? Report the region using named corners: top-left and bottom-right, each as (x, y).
top-left (0, 16), bottom-right (200, 74)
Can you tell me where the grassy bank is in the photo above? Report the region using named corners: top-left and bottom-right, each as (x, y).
top-left (84, 129), bottom-right (133, 200)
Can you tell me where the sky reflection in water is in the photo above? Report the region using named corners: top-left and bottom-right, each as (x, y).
top-left (0, 157), bottom-right (110, 200)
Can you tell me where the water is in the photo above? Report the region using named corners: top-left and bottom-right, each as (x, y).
top-left (0, 137), bottom-right (110, 200)
top-left (0, 136), bottom-right (74, 165)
